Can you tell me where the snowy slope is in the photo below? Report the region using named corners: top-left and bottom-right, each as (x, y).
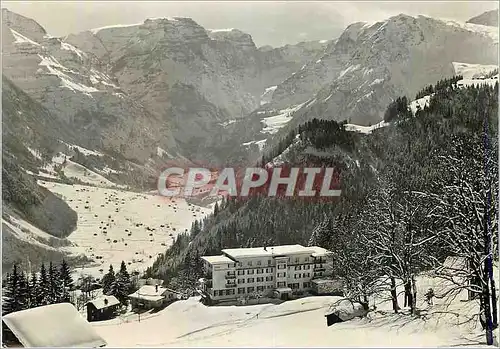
top-left (452, 62), bottom-right (498, 79)
top-left (344, 121), bottom-right (390, 134)
top-left (39, 182), bottom-right (211, 278)
top-left (92, 268), bottom-right (498, 347)
top-left (409, 95), bottom-right (432, 115)
top-left (260, 102), bottom-right (307, 135)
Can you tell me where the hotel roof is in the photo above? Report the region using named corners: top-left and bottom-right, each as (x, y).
top-left (310, 246), bottom-right (332, 257)
top-left (222, 244), bottom-right (317, 259)
top-left (201, 255), bottom-right (235, 264)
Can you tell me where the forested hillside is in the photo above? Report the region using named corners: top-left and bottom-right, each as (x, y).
top-left (147, 78), bottom-right (498, 298)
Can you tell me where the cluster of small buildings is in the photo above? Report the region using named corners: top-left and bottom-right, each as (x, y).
top-left (197, 244), bottom-right (342, 304)
top-left (85, 278), bottom-right (184, 322)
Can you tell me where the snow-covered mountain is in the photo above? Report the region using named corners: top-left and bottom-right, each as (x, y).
top-left (62, 16), bottom-right (328, 163)
top-left (2, 9), bottom-right (328, 165)
top-left (467, 9), bottom-right (498, 27)
top-left (5, 9), bottom-right (496, 169)
top-left (234, 13), bottom-right (498, 154)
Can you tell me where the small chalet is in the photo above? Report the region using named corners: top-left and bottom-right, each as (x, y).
top-left (2, 303), bottom-right (107, 347)
top-left (128, 285), bottom-right (181, 310)
top-left (86, 295), bottom-right (120, 322)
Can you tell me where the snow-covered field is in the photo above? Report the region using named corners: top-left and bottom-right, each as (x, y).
top-left (344, 121), bottom-right (389, 134)
top-left (410, 95), bottom-right (432, 115)
top-left (92, 270), bottom-right (498, 347)
top-left (453, 62), bottom-right (498, 79)
top-left (260, 103), bottom-right (306, 135)
top-left (38, 181), bottom-right (211, 279)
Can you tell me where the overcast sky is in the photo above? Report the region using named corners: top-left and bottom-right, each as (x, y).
top-left (3, 1), bottom-right (498, 47)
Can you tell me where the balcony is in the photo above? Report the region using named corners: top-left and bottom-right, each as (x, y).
top-left (225, 273), bottom-right (236, 279)
top-left (225, 283), bottom-right (237, 288)
top-left (314, 265), bottom-right (325, 272)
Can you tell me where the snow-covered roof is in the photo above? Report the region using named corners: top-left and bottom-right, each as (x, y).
top-left (87, 295), bottom-right (120, 310)
top-left (128, 285), bottom-right (178, 302)
top-left (2, 303), bottom-right (107, 347)
top-left (201, 255), bottom-right (235, 264)
top-left (222, 245), bottom-right (317, 259)
top-left (310, 246), bottom-right (332, 258)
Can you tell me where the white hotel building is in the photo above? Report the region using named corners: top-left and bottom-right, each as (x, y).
top-left (198, 244), bottom-right (335, 303)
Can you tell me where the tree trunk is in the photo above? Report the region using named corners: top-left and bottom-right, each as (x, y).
top-left (404, 281), bottom-right (411, 308)
top-left (390, 277), bottom-right (399, 313)
top-left (412, 276), bottom-right (417, 314)
top-left (490, 276), bottom-right (498, 328)
top-left (482, 286), bottom-right (494, 345)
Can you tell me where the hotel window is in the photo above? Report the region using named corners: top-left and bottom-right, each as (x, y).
top-left (247, 287), bottom-right (255, 293)
top-left (268, 260), bottom-right (272, 265)
top-left (277, 264), bottom-right (286, 269)
top-left (277, 272), bottom-right (286, 278)
top-left (214, 290), bottom-right (219, 296)
top-left (257, 277), bottom-right (264, 282)
top-left (238, 279), bottom-right (245, 284)
top-left (265, 276), bottom-right (274, 281)
top-left (247, 278), bottom-right (255, 283)
top-left (238, 262), bottom-right (242, 267)
top-left (257, 269), bottom-right (263, 274)
top-left (247, 269), bottom-right (254, 275)
top-left (305, 257), bottom-right (309, 262)
top-left (257, 286), bottom-right (265, 292)
top-left (295, 257), bottom-right (300, 263)
top-left (257, 261), bottom-right (261, 266)
top-left (238, 288), bottom-right (245, 294)
top-left (304, 265), bottom-right (310, 270)
top-left (303, 282), bottom-right (311, 288)
top-left (248, 261), bottom-right (253, 266)
top-left (237, 270), bottom-right (244, 275)
top-left (267, 285), bottom-right (273, 289)
top-left (277, 282), bottom-right (286, 287)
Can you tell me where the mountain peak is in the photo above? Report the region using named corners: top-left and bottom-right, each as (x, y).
top-left (207, 28), bottom-right (256, 50)
top-left (2, 8), bottom-right (47, 42)
top-left (466, 9), bottom-right (499, 27)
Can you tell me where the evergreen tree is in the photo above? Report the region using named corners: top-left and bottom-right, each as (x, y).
top-left (28, 272), bottom-right (39, 308)
top-left (48, 262), bottom-right (62, 304)
top-left (18, 272), bottom-right (29, 310)
top-left (101, 265), bottom-right (116, 295)
top-left (59, 259), bottom-right (74, 291)
top-left (111, 261), bottom-right (131, 305)
top-left (37, 263), bottom-right (50, 306)
top-left (3, 266), bottom-right (24, 314)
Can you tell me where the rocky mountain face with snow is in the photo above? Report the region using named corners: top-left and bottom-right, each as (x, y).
top-left (2, 9), bottom-right (328, 164)
top-left (226, 14), bottom-right (499, 162)
top-left (2, 9), bottom-right (498, 171)
top-left (467, 9), bottom-right (498, 27)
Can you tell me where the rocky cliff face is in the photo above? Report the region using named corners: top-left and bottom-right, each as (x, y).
top-left (467, 9), bottom-right (498, 27)
top-left (2, 9), bottom-right (327, 164)
top-left (2, 9), bottom-right (498, 168)
top-left (234, 13), bottom-right (498, 155)
top-left (2, 10), bottom-right (175, 163)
